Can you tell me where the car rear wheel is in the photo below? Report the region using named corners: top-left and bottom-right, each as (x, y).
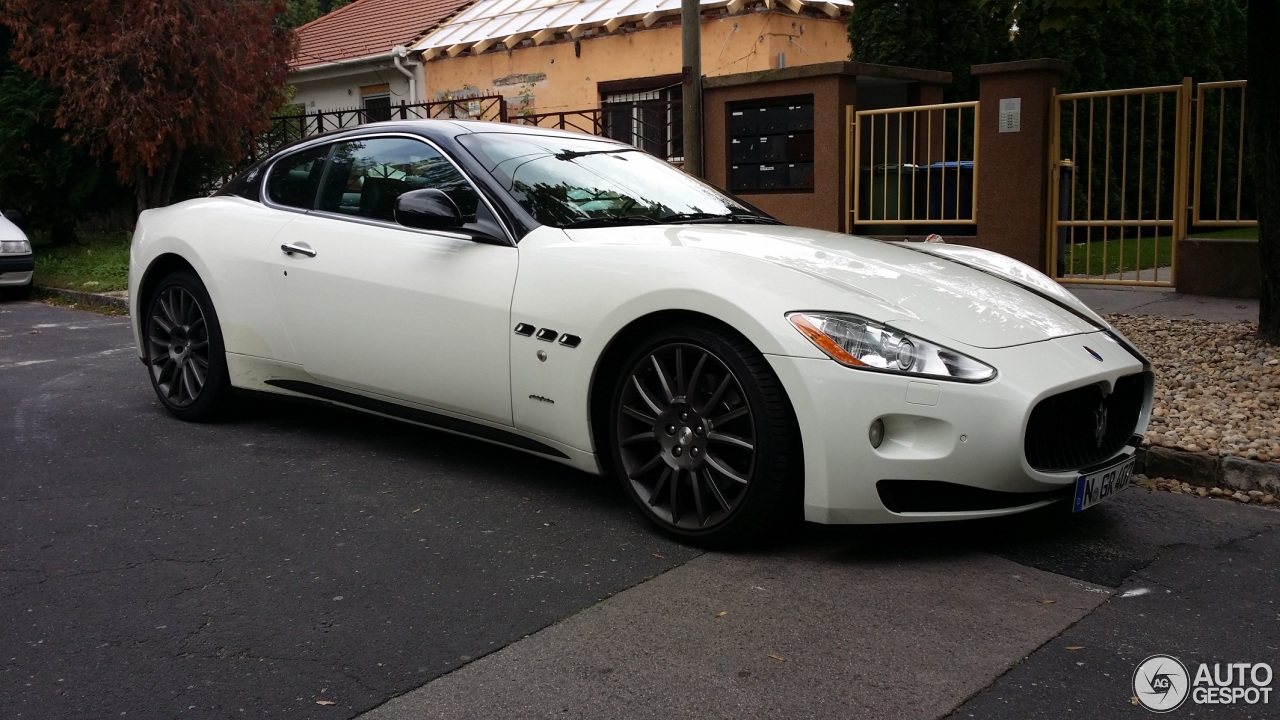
top-left (144, 270), bottom-right (231, 421)
top-left (608, 324), bottom-right (797, 547)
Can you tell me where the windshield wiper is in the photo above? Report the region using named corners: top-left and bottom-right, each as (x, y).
top-left (553, 148), bottom-right (635, 161)
top-left (561, 215), bottom-right (665, 229)
top-left (661, 212), bottom-right (784, 225)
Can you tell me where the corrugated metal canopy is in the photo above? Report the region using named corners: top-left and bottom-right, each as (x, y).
top-left (413, 0), bottom-right (854, 57)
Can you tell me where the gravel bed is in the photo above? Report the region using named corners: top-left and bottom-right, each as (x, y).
top-left (1108, 314), bottom-right (1280, 462)
top-left (1135, 475), bottom-right (1278, 505)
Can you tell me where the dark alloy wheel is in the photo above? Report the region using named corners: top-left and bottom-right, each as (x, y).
top-left (144, 271), bottom-right (231, 421)
top-left (609, 324), bottom-right (796, 547)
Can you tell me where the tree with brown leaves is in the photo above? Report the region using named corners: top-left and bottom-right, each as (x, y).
top-left (0, 0), bottom-right (296, 213)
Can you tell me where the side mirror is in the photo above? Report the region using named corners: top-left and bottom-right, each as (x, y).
top-left (394, 189), bottom-right (462, 230)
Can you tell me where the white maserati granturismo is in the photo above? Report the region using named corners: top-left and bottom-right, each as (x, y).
top-left (129, 120), bottom-right (1153, 546)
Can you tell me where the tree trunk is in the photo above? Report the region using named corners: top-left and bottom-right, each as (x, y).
top-left (132, 149), bottom-right (185, 215)
top-left (1249, 0), bottom-right (1280, 342)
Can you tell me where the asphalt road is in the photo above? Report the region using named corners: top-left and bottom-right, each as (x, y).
top-left (3, 300), bottom-right (1278, 719)
top-left (0, 301), bottom-right (699, 718)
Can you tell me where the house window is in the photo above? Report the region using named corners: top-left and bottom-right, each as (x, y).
top-left (600, 80), bottom-right (683, 163)
top-left (361, 83), bottom-right (392, 123)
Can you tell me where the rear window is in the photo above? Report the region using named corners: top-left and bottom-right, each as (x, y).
top-left (265, 145), bottom-right (331, 209)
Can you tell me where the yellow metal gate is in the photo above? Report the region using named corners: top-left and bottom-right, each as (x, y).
top-left (1049, 78), bottom-right (1255, 286)
top-left (1048, 80), bottom-right (1192, 286)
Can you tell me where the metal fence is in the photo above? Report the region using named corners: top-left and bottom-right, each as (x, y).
top-left (261, 95), bottom-right (509, 158)
top-left (847, 101), bottom-right (980, 232)
top-left (1194, 80), bottom-right (1255, 228)
top-left (514, 98), bottom-right (684, 163)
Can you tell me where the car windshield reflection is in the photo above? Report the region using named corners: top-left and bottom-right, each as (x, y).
top-left (457, 132), bottom-right (776, 229)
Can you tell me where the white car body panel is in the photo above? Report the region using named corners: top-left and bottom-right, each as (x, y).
top-left (128, 197), bottom-right (299, 362)
top-left (268, 213), bottom-right (518, 424)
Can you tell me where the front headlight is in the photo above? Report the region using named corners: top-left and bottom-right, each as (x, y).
top-left (787, 312), bottom-right (995, 382)
top-left (0, 239), bottom-right (31, 254)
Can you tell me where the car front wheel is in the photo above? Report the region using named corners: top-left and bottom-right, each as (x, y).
top-left (608, 324), bottom-right (798, 547)
top-left (144, 270), bottom-right (231, 421)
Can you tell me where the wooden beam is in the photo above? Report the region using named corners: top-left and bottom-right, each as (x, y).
top-left (820, 2), bottom-right (841, 17)
top-left (471, 37), bottom-right (496, 54)
top-left (446, 42), bottom-right (470, 57)
top-left (502, 31), bottom-right (533, 48)
top-left (532, 27), bottom-right (557, 45)
top-left (726, 0), bottom-right (746, 13)
top-left (779, 0), bottom-right (804, 13)
top-left (568, 23), bottom-right (589, 38)
top-left (604, 16), bottom-right (627, 33)
top-left (420, 47), bottom-right (443, 61)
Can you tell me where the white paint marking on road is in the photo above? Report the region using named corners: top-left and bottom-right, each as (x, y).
top-left (33, 323), bottom-right (61, 328)
top-left (0, 359), bottom-right (56, 370)
top-left (1121, 587), bottom-right (1152, 598)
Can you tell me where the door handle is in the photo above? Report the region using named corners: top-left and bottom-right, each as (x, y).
top-left (281, 243), bottom-right (317, 258)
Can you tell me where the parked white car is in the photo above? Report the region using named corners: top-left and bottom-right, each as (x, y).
top-left (0, 210), bottom-right (34, 300)
top-left (128, 121), bottom-right (1153, 546)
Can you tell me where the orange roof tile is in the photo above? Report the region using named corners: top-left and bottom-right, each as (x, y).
top-left (293, 0), bottom-right (474, 69)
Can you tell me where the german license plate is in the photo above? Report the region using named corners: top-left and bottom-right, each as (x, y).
top-left (1072, 453), bottom-right (1136, 512)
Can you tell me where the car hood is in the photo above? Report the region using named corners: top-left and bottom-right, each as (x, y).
top-left (563, 223), bottom-right (1098, 349)
top-left (0, 213), bottom-right (26, 244)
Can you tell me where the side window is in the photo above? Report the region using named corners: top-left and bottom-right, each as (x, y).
top-left (317, 137), bottom-right (480, 224)
top-left (265, 145), bottom-right (331, 209)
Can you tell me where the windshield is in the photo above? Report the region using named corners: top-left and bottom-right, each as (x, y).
top-left (456, 132), bottom-right (777, 229)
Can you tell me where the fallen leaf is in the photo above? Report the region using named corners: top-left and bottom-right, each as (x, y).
top-left (1066, 646), bottom-right (1085, 651)
top-left (316, 700), bottom-right (336, 706)
top-left (716, 611), bottom-right (728, 618)
top-left (768, 654), bottom-right (786, 662)
top-left (411, 508), bottom-right (421, 513)
top-left (653, 553), bottom-right (664, 559)
top-left (1038, 599), bottom-right (1056, 604)
top-left (1131, 696), bottom-right (1140, 707)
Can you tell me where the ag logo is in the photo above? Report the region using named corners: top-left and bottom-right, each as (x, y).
top-left (1134, 655), bottom-right (1191, 712)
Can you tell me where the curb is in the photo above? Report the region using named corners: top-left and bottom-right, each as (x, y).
top-left (36, 286), bottom-right (128, 311)
top-left (1138, 445), bottom-right (1280, 495)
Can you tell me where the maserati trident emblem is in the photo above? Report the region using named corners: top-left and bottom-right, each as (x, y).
top-left (1094, 400), bottom-right (1108, 446)
top-left (1084, 346), bottom-right (1104, 362)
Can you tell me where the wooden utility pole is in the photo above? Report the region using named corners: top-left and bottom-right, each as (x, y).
top-left (681, 0), bottom-right (703, 177)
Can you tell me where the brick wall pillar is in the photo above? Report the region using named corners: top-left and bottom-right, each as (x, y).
top-left (970, 59), bottom-right (1069, 270)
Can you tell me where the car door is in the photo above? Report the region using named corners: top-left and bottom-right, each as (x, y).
top-left (266, 134), bottom-right (518, 426)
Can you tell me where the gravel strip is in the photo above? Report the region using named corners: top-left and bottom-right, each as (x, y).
top-left (1135, 474), bottom-right (1278, 506)
top-left (1108, 314), bottom-right (1280, 463)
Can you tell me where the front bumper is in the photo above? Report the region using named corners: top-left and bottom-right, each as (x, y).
top-left (767, 331), bottom-right (1151, 524)
top-left (0, 253), bottom-right (34, 286)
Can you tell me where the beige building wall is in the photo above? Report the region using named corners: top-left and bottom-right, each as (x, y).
top-left (422, 13), bottom-right (852, 113)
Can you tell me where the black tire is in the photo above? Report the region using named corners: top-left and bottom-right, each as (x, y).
top-left (143, 270), bottom-right (232, 421)
top-left (607, 323), bottom-right (798, 548)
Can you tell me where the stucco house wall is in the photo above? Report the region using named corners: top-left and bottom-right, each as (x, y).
top-left (421, 11), bottom-right (851, 113)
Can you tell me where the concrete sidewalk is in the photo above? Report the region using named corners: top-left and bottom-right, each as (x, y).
top-left (1067, 284), bottom-right (1258, 323)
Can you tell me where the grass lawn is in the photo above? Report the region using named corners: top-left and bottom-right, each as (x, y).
top-left (32, 230), bottom-right (131, 292)
top-left (1064, 225), bottom-right (1256, 276)
top-left (1188, 226), bottom-right (1259, 240)
top-left (1064, 235), bottom-right (1174, 277)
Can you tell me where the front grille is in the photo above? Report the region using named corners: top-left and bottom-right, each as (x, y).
top-left (1024, 373), bottom-right (1146, 472)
